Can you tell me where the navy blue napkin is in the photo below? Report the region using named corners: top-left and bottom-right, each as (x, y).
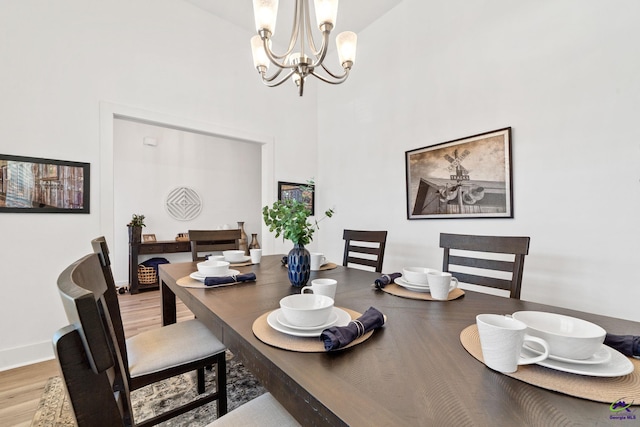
top-left (604, 333), bottom-right (640, 358)
top-left (374, 272), bottom-right (402, 289)
top-left (320, 307), bottom-right (385, 351)
top-left (204, 272), bottom-right (256, 287)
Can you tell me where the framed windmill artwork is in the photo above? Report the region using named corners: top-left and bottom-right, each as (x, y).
top-left (405, 128), bottom-right (513, 219)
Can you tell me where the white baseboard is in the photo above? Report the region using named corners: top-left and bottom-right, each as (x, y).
top-left (0, 340), bottom-right (55, 372)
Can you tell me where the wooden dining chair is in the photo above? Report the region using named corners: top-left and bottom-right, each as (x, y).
top-left (53, 323), bottom-right (130, 425)
top-left (439, 233), bottom-right (531, 299)
top-left (89, 238), bottom-right (228, 425)
top-left (54, 303), bottom-right (296, 427)
top-left (342, 229), bottom-right (388, 273)
top-left (188, 229), bottom-right (242, 261)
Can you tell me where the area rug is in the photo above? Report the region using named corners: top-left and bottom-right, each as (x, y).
top-left (31, 351), bottom-right (266, 426)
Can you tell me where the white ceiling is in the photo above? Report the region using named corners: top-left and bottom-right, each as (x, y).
top-left (184, 0), bottom-right (404, 35)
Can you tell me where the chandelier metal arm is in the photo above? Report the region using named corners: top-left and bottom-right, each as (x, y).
top-left (318, 61), bottom-right (349, 80)
top-left (308, 30), bottom-right (331, 69)
top-left (310, 67), bottom-right (350, 85)
top-left (259, 66), bottom-right (285, 83)
top-left (261, 37), bottom-right (296, 70)
top-left (260, 68), bottom-right (298, 87)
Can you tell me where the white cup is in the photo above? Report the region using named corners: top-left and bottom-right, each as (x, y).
top-left (250, 248), bottom-right (262, 264)
top-left (427, 271), bottom-right (459, 300)
top-left (301, 278), bottom-right (337, 299)
top-left (207, 255), bottom-right (225, 262)
top-left (476, 314), bottom-right (550, 373)
top-left (310, 252), bottom-right (327, 271)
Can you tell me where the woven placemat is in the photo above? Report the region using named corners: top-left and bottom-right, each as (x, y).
top-left (176, 276), bottom-right (253, 289)
top-left (460, 324), bottom-right (640, 404)
top-left (317, 262), bottom-right (338, 271)
top-left (252, 307), bottom-right (373, 352)
top-left (381, 283), bottom-right (465, 301)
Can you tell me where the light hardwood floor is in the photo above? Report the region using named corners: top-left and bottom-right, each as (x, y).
top-left (0, 290), bottom-right (194, 427)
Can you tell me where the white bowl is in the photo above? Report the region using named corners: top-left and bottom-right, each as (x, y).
top-left (197, 260), bottom-right (230, 276)
top-left (223, 250), bottom-right (246, 263)
top-left (512, 311), bottom-right (606, 360)
top-left (402, 267), bottom-right (436, 286)
top-left (279, 294), bottom-right (334, 328)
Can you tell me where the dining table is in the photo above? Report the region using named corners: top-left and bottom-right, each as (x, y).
top-left (158, 255), bottom-right (639, 426)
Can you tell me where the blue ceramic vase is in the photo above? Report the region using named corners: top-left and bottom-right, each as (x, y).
top-left (287, 243), bottom-right (310, 287)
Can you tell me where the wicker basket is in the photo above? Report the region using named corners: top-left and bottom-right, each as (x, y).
top-left (137, 265), bottom-right (157, 284)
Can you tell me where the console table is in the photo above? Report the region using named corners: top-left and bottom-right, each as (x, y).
top-left (128, 240), bottom-right (191, 293)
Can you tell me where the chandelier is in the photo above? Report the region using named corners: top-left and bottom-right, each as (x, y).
top-left (250, 0), bottom-right (357, 96)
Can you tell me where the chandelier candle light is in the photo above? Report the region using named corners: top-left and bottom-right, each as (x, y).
top-left (251, 0), bottom-right (357, 96)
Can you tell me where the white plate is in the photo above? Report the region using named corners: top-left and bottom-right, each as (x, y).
top-left (521, 345), bottom-right (633, 377)
top-left (267, 307), bottom-right (351, 337)
top-left (226, 256), bottom-right (251, 263)
top-left (524, 342), bottom-right (612, 365)
top-left (395, 277), bottom-right (430, 293)
top-left (402, 277), bottom-right (432, 287)
top-left (190, 269), bottom-right (240, 282)
top-left (277, 310), bottom-right (339, 331)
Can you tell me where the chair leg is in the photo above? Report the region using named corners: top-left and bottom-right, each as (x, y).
top-left (197, 367), bottom-right (205, 394)
top-left (216, 352), bottom-right (228, 417)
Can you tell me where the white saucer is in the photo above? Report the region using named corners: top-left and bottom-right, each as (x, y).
top-left (226, 256), bottom-right (251, 264)
top-left (190, 269), bottom-right (240, 282)
top-left (267, 307), bottom-right (351, 337)
top-left (521, 345), bottom-right (633, 377)
top-left (524, 342), bottom-right (612, 365)
top-left (395, 277), bottom-right (430, 293)
top-left (277, 310), bottom-right (339, 331)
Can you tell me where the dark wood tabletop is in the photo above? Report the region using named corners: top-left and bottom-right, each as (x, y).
top-left (158, 255), bottom-right (639, 427)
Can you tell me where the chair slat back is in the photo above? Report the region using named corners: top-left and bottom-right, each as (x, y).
top-left (91, 237), bottom-right (129, 370)
top-left (342, 230), bottom-right (388, 273)
top-left (56, 253), bottom-right (132, 426)
top-left (53, 325), bottom-right (126, 426)
top-left (188, 229), bottom-right (241, 261)
top-left (439, 233), bottom-right (530, 299)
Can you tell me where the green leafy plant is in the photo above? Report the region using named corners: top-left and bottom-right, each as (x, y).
top-left (127, 214), bottom-right (146, 227)
top-left (263, 182), bottom-right (333, 246)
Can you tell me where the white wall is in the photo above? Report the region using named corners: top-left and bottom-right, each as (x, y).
top-left (0, 0), bottom-right (318, 370)
top-left (316, 0), bottom-right (640, 322)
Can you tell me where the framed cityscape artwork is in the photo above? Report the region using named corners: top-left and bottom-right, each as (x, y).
top-left (0, 154), bottom-right (90, 213)
top-left (278, 181), bottom-right (315, 215)
top-left (405, 127), bottom-right (513, 219)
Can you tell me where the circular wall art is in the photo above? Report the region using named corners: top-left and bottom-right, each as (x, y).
top-left (165, 187), bottom-right (202, 221)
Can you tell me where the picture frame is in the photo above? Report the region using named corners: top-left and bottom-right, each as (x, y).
top-left (0, 154), bottom-right (90, 213)
top-left (277, 181), bottom-right (315, 215)
top-left (143, 234), bottom-right (157, 242)
top-left (405, 127), bottom-right (513, 219)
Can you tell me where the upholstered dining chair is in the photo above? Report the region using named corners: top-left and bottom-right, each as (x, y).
top-left (89, 238), bottom-right (228, 425)
top-left (439, 233), bottom-right (531, 299)
top-left (342, 229), bottom-right (388, 273)
top-left (188, 229), bottom-right (241, 261)
top-left (54, 255), bottom-right (296, 426)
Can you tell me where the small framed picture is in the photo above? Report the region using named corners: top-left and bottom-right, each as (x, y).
top-left (406, 127), bottom-right (513, 219)
top-left (143, 234), bottom-right (157, 242)
top-left (278, 181), bottom-right (315, 215)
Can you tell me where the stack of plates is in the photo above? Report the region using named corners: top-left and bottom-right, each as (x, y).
top-left (266, 307), bottom-right (351, 337)
top-left (521, 343), bottom-right (633, 377)
top-left (394, 276), bottom-right (430, 293)
top-left (190, 269), bottom-right (240, 282)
